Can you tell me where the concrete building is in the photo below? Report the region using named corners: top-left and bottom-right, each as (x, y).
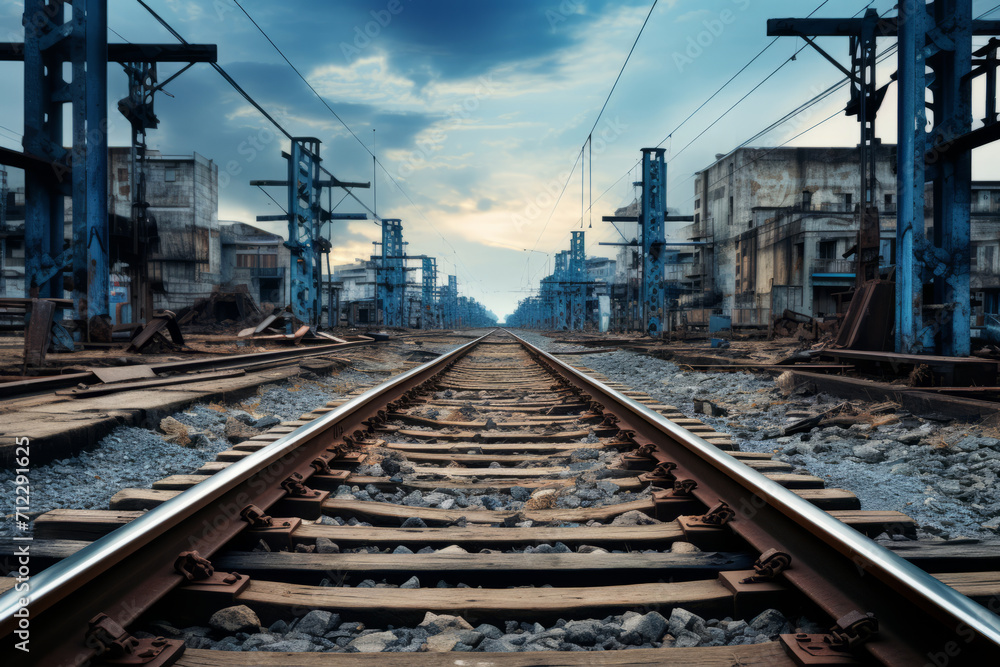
top-left (220, 221), bottom-right (290, 307)
top-left (1, 149), bottom-right (222, 317)
top-left (113, 149), bottom-right (222, 311)
top-left (683, 145), bottom-right (898, 322)
top-left (684, 144), bottom-right (1000, 329)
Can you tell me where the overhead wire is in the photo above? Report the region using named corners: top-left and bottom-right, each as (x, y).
top-left (521, 0), bottom-right (659, 282)
top-left (228, 0), bottom-right (485, 295)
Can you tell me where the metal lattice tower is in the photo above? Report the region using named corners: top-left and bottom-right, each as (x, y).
top-left (640, 148), bottom-right (666, 336)
top-left (377, 219), bottom-right (405, 327)
top-left (22, 0), bottom-right (107, 340)
top-left (569, 231), bottom-right (585, 329)
top-left (421, 256), bottom-right (437, 328)
top-left (287, 139), bottom-right (323, 326)
top-left (253, 138), bottom-right (367, 329)
top-left (553, 251), bottom-right (569, 330)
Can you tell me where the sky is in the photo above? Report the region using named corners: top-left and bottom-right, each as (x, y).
top-left (3, 0), bottom-right (1000, 321)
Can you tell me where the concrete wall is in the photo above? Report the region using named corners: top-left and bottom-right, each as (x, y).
top-left (691, 145), bottom-right (898, 312)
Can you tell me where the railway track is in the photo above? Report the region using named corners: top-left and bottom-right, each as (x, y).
top-left (2, 329), bottom-right (999, 665)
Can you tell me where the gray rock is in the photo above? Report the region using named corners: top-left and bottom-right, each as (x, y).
top-left (668, 607), bottom-right (705, 638)
top-left (296, 610), bottom-right (338, 636)
top-left (418, 611), bottom-right (474, 634)
top-left (478, 638), bottom-right (518, 652)
top-left (621, 611), bottom-right (668, 643)
top-left (253, 415), bottom-right (281, 429)
top-left (393, 545), bottom-right (414, 554)
top-left (401, 517), bottom-right (427, 528)
top-left (749, 608), bottom-right (790, 637)
top-left (241, 633), bottom-right (279, 650)
top-left (610, 510), bottom-right (660, 526)
top-left (563, 619), bottom-right (602, 645)
top-left (510, 486), bottom-right (531, 502)
top-left (208, 605), bottom-right (261, 634)
top-left (315, 537), bottom-right (340, 553)
top-left (670, 541), bottom-right (701, 553)
top-left (260, 638), bottom-right (316, 651)
top-left (475, 623), bottom-right (503, 639)
top-left (672, 629), bottom-right (702, 647)
top-left (400, 576), bottom-right (421, 589)
top-left (348, 630), bottom-right (397, 652)
top-left (578, 544), bottom-right (609, 554)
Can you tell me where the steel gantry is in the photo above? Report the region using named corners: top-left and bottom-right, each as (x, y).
top-left (640, 148), bottom-right (667, 337)
top-left (771, 2), bottom-right (1000, 356)
top-left (599, 148), bottom-right (675, 337)
top-left (374, 219), bottom-right (405, 327)
top-left (421, 256), bottom-right (438, 329)
top-left (569, 230), bottom-right (585, 329)
top-left (0, 0), bottom-right (215, 342)
top-left (252, 138), bottom-right (368, 329)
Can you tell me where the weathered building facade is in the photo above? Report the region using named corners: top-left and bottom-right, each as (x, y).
top-left (684, 145), bottom-right (1000, 329)
top-left (684, 145), bottom-right (899, 319)
top-left (219, 222), bottom-right (290, 307)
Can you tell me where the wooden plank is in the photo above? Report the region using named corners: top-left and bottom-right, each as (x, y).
top-left (388, 413), bottom-right (586, 428)
top-left (395, 451), bottom-right (572, 466)
top-left (384, 441), bottom-right (600, 454)
top-left (212, 551), bottom-right (756, 582)
top-left (294, 522), bottom-right (686, 549)
top-left (109, 488), bottom-right (179, 510)
top-left (934, 571), bottom-right (1000, 604)
top-left (175, 644), bottom-right (795, 666)
top-left (826, 511), bottom-right (917, 538)
top-left (884, 540), bottom-right (1000, 572)
top-left (34, 509), bottom-right (144, 541)
top-left (398, 429), bottom-right (597, 442)
top-left (321, 498), bottom-right (657, 526)
top-left (235, 579), bottom-right (734, 624)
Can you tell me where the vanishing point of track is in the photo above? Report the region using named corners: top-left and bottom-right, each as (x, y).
top-left (2, 329), bottom-right (999, 665)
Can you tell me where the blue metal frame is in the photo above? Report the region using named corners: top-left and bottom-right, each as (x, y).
top-left (23, 0), bottom-right (107, 344)
top-left (641, 148), bottom-right (666, 337)
top-left (286, 138), bottom-right (323, 327)
top-left (421, 256), bottom-right (437, 329)
top-left (569, 230), bottom-right (585, 330)
top-left (377, 219), bottom-right (405, 327)
top-left (897, 1), bottom-right (973, 356)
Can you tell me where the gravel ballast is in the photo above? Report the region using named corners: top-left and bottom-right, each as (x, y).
top-left (512, 331), bottom-right (1000, 541)
top-left (145, 606), bottom-right (819, 652)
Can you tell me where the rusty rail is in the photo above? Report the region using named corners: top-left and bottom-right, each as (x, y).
top-left (509, 329), bottom-right (1000, 665)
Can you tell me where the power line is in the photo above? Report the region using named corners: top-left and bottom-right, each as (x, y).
top-left (227, 0), bottom-right (485, 294)
top-left (522, 1), bottom-right (658, 279)
top-left (585, 0), bottom-right (658, 140)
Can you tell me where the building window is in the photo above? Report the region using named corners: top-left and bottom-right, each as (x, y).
top-left (694, 198), bottom-right (700, 209)
top-left (118, 167), bottom-right (128, 182)
top-left (818, 240), bottom-right (838, 259)
top-left (728, 196), bottom-right (733, 224)
top-left (884, 193), bottom-right (893, 208)
top-left (843, 193), bottom-right (852, 210)
top-left (164, 167), bottom-right (176, 182)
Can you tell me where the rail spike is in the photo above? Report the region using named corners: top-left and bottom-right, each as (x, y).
top-left (85, 613), bottom-right (184, 665)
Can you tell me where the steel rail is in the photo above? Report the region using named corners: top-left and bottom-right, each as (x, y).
top-left (0, 338), bottom-right (378, 399)
top-left (0, 330), bottom-right (495, 665)
top-left (508, 330), bottom-right (1000, 665)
